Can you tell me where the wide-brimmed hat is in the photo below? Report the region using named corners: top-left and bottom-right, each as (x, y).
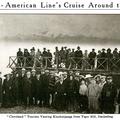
top-left (85, 74), bottom-right (93, 79)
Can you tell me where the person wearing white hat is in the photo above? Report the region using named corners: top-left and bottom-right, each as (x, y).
top-left (85, 74), bottom-right (93, 85)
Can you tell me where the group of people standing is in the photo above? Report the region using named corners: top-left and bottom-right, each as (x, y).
top-left (16, 46), bottom-right (120, 71)
top-left (0, 69), bottom-right (120, 114)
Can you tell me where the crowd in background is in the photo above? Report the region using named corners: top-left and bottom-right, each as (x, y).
top-left (0, 69), bottom-right (120, 114)
top-left (16, 46), bottom-right (120, 70)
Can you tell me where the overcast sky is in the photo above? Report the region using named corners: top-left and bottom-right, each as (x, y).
top-left (0, 14), bottom-right (120, 44)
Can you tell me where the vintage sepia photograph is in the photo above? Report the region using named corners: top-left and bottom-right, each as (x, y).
top-left (0, 14), bottom-right (120, 114)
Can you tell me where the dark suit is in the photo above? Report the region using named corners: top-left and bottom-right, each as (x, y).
top-left (101, 82), bottom-right (117, 113)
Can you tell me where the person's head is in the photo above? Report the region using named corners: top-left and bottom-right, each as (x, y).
top-left (114, 48), bottom-right (118, 51)
top-left (45, 70), bottom-right (49, 75)
top-left (47, 49), bottom-right (50, 53)
top-left (91, 78), bottom-right (96, 85)
top-left (77, 46), bottom-right (80, 50)
top-left (72, 49), bottom-right (75, 52)
top-left (70, 75), bottom-right (73, 80)
top-left (31, 69), bottom-right (36, 76)
top-left (106, 76), bottom-right (112, 84)
top-left (102, 48), bottom-right (105, 52)
top-left (98, 50), bottom-right (101, 54)
top-left (26, 71), bottom-right (31, 78)
top-left (43, 48), bottom-right (46, 51)
top-left (41, 69), bottom-right (45, 75)
top-left (36, 73), bottom-right (40, 79)
top-left (19, 48), bottom-right (21, 51)
top-left (21, 68), bottom-right (26, 75)
top-left (81, 79), bottom-right (85, 85)
top-left (16, 73), bottom-right (19, 77)
top-left (92, 49), bottom-right (95, 52)
top-left (101, 76), bottom-right (106, 82)
top-left (6, 74), bottom-right (11, 80)
top-left (107, 48), bottom-right (111, 53)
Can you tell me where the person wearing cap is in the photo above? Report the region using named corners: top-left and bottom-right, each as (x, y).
top-left (69, 49), bottom-right (75, 69)
top-left (23, 71), bottom-right (32, 107)
top-left (101, 76), bottom-right (117, 113)
top-left (74, 46), bottom-right (83, 69)
top-left (88, 49), bottom-right (96, 70)
top-left (87, 77), bottom-right (101, 113)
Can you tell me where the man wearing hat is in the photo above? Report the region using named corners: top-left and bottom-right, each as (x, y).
top-left (88, 49), bottom-right (96, 69)
top-left (75, 46), bottom-right (83, 69)
top-left (23, 71), bottom-right (32, 107)
top-left (31, 69), bottom-right (37, 105)
top-left (101, 76), bottom-right (117, 113)
top-left (42, 48), bottom-right (48, 67)
top-left (2, 74), bottom-right (12, 107)
top-left (106, 48), bottom-right (113, 70)
top-left (113, 48), bottom-right (119, 59)
top-left (18, 68), bottom-right (26, 105)
top-left (100, 48), bottom-right (107, 70)
top-left (17, 48), bottom-right (23, 67)
top-left (40, 69), bottom-right (49, 107)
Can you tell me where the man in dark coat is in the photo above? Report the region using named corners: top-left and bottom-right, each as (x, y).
top-left (47, 50), bottom-right (52, 68)
top-left (88, 49), bottom-right (96, 69)
top-left (42, 48), bottom-right (48, 67)
top-left (40, 69), bottom-right (49, 107)
top-left (23, 71), bottom-right (32, 107)
top-left (35, 72), bottom-right (42, 106)
top-left (106, 48), bottom-right (113, 71)
top-left (17, 48), bottom-right (23, 67)
top-left (11, 72), bottom-right (19, 106)
top-left (101, 76), bottom-right (117, 113)
top-left (66, 74), bottom-right (79, 112)
top-left (18, 68), bottom-right (26, 105)
top-left (99, 48), bottom-right (107, 70)
top-left (75, 46), bottom-right (83, 69)
top-left (2, 74), bottom-right (12, 107)
top-left (24, 49), bottom-right (30, 67)
top-left (54, 73), bottom-right (67, 111)
top-left (31, 69), bottom-right (36, 105)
